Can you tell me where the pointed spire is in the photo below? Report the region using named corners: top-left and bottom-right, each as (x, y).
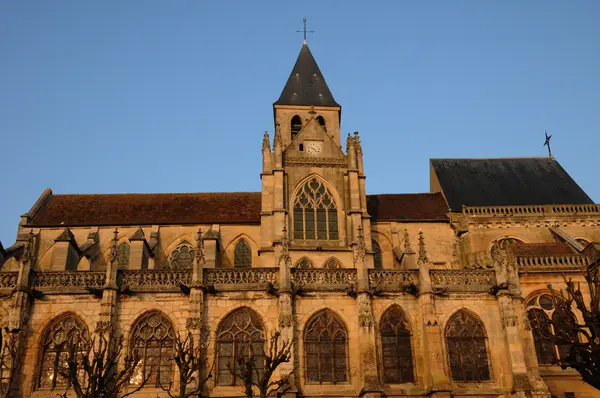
top-left (353, 225), bottom-right (367, 267)
top-left (354, 131), bottom-right (362, 154)
top-left (196, 228), bottom-right (205, 265)
top-left (274, 122), bottom-right (283, 148)
top-left (262, 131), bottom-right (270, 151)
top-left (278, 226), bottom-right (292, 267)
top-left (274, 44), bottom-right (339, 107)
top-left (418, 230), bottom-right (429, 265)
top-left (403, 229), bottom-right (414, 254)
top-left (108, 228), bottom-right (119, 265)
top-left (346, 133), bottom-right (354, 151)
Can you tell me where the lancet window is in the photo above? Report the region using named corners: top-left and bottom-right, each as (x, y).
top-left (304, 310), bottom-right (348, 383)
top-left (117, 242), bottom-right (130, 267)
top-left (37, 314), bottom-right (89, 389)
top-left (372, 240), bottom-right (383, 269)
top-left (526, 294), bottom-right (574, 365)
top-left (445, 311), bottom-right (491, 382)
top-left (166, 241), bottom-right (195, 269)
top-left (294, 257), bottom-right (313, 269)
top-left (323, 258), bottom-right (341, 269)
top-left (291, 115), bottom-right (302, 140)
top-left (380, 306), bottom-right (414, 383)
top-left (217, 308), bottom-right (265, 386)
top-left (293, 178), bottom-right (339, 241)
top-left (129, 311), bottom-right (175, 387)
top-left (316, 115), bottom-right (326, 129)
top-left (234, 239), bottom-right (252, 268)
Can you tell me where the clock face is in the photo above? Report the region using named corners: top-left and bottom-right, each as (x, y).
top-left (305, 141), bottom-right (322, 156)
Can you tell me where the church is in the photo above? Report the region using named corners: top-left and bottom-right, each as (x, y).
top-left (0, 40), bottom-right (599, 398)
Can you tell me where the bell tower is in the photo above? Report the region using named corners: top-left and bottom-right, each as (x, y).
top-left (260, 42), bottom-right (372, 264)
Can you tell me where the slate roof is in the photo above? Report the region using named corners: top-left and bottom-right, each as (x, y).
top-left (431, 158), bottom-right (593, 212)
top-left (367, 193), bottom-right (449, 221)
top-left (509, 242), bottom-right (577, 257)
top-left (27, 191), bottom-right (450, 227)
top-left (274, 44), bottom-right (340, 107)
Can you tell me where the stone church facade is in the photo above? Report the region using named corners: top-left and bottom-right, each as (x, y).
top-left (1, 42), bottom-right (599, 398)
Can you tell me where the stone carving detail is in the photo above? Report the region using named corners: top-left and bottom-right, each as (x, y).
top-left (262, 131), bottom-right (270, 151)
top-left (352, 226), bottom-right (367, 267)
top-left (32, 271), bottom-right (106, 292)
top-left (430, 270), bottom-right (496, 292)
top-left (277, 226), bottom-right (292, 267)
top-left (120, 270), bottom-right (191, 292)
top-left (204, 268), bottom-right (278, 286)
top-left (403, 229), bottom-right (414, 254)
top-left (108, 229), bottom-right (119, 264)
top-left (278, 293), bottom-right (293, 328)
top-left (368, 270), bottom-right (416, 291)
top-left (284, 156), bottom-right (348, 168)
top-left (0, 272), bottom-right (19, 289)
top-left (417, 230), bottom-right (428, 265)
top-left (357, 293), bottom-right (374, 327)
top-left (291, 269), bottom-right (357, 290)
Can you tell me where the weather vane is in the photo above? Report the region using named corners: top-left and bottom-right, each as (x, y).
top-left (543, 130), bottom-right (553, 158)
top-left (296, 17), bottom-right (314, 44)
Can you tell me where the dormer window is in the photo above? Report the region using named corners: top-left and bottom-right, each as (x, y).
top-left (291, 115), bottom-right (302, 140)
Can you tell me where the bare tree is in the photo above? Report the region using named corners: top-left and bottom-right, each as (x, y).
top-left (534, 263), bottom-right (600, 390)
top-left (160, 332), bottom-right (216, 398)
top-left (228, 331), bottom-right (294, 398)
top-left (58, 330), bottom-right (150, 398)
top-left (0, 329), bottom-right (21, 398)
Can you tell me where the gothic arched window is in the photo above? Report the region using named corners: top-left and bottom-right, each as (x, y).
top-left (293, 177), bottom-right (339, 241)
top-left (234, 239), bottom-right (252, 268)
top-left (526, 294), bottom-right (575, 365)
top-left (372, 240), bottom-right (383, 269)
top-left (291, 115), bottom-right (302, 140)
top-left (130, 311), bottom-right (175, 387)
top-left (166, 241), bottom-right (195, 269)
top-left (37, 314), bottom-right (88, 389)
top-left (304, 310), bottom-right (348, 383)
top-left (380, 306), bottom-right (414, 383)
top-left (445, 311), bottom-right (491, 382)
top-left (323, 257), bottom-right (341, 269)
top-left (117, 242), bottom-right (130, 267)
top-left (217, 308), bottom-right (265, 386)
top-left (294, 257), bottom-right (313, 269)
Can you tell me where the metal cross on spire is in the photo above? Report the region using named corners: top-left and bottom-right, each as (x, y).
top-left (543, 130), bottom-right (553, 159)
top-left (296, 17), bottom-right (314, 44)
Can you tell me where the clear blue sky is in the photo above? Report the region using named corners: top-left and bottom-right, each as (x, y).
top-left (1, 1), bottom-right (599, 244)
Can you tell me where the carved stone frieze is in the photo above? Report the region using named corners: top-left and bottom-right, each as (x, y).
top-left (32, 271), bottom-right (106, 294)
top-left (430, 269), bottom-right (496, 292)
top-left (367, 270), bottom-right (416, 291)
top-left (284, 156), bottom-right (348, 168)
top-left (291, 268), bottom-right (357, 291)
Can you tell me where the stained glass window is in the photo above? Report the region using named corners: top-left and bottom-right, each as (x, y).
top-left (129, 311), bottom-right (175, 388)
top-left (323, 258), bottom-right (341, 269)
top-left (445, 311), bottom-right (490, 382)
top-left (293, 178), bottom-right (338, 241)
top-left (37, 314), bottom-right (88, 389)
top-left (294, 258), bottom-right (313, 269)
top-left (304, 310), bottom-right (348, 383)
top-left (372, 240), bottom-right (383, 269)
top-left (291, 115), bottom-right (302, 140)
top-left (217, 308), bottom-right (265, 386)
top-left (117, 242), bottom-right (130, 268)
top-left (167, 241), bottom-right (195, 269)
top-left (234, 239), bottom-right (252, 268)
top-left (380, 306), bottom-right (414, 383)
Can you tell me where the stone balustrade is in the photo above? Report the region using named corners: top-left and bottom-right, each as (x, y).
top-left (368, 269), bottom-right (417, 291)
top-left (291, 268), bottom-right (357, 291)
top-left (204, 268), bottom-right (278, 291)
top-left (120, 269), bottom-right (192, 292)
top-left (516, 255), bottom-right (590, 271)
top-left (32, 271), bottom-right (106, 294)
top-left (0, 272), bottom-right (18, 290)
top-left (430, 269), bottom-right (496, 292)
top-left (462, 203), bottom-right (600, 217)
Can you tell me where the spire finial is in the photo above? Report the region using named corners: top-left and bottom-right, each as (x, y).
top-left (543, 130), bottom-right (554, 159)
top-left (296, 17), bottom-right (314, 44)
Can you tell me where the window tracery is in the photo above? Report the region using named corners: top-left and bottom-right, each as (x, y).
top-left (304, 310), bottom-right (348, 383)
top-left (129, 311), bottom-right (175, 387)
top-left (217, 308), bottom-right (265, 386)
top-left (117, 242), bottom-right (130, 267)
top-left (323, 258), bottom-right (341, 269)
top-left (491, 237), bottom-right (524, 261)
top-left (372, 240), bottom-right (383, 269)
top-left (445, 311), bottom-right (490, 382)
top-left (526, 294), bottom-right (575, 365)
top-left (293, 178), bottom-right (339, 241)
top-left (234, 239), bottom-right (252, 268)
top-left (166, 241), bottom-right (195, 269)
top-left (37, 314), bottom-right (88, 389)
top-left (294, 257), bottom-right (313, 269)
top-left (380, 307), bottom-right (414, 383)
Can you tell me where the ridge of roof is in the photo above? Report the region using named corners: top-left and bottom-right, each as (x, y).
top-left (274, 44), bottom-right (340, 107)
